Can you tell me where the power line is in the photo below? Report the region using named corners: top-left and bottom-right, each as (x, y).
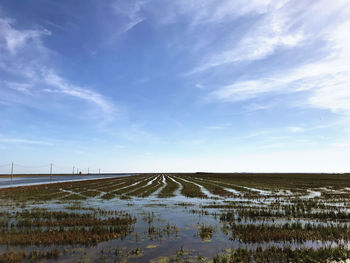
top-left (14, 163), bottom-right (49, 168)
top-left (11, 162), bottom-right (13, 181)
top-left (52, 163), bottom-right (75, 169)
top-left (0, 162), bottom-right (102, 175)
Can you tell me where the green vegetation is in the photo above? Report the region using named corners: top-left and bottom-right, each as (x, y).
top-left (158, 175), bottom-right (179, 198)
top-left (199, 225), bottom-right (216, 241)
top-left (213, 246), bottom-right (350, 263)
top-left (191, 172), bottom-right (350, 190)
top-left (179, 176), bottom-right (233, 197)
top-left (0, 208), bottom-right (136, 246)
top-left (0, 249), bottom-right (60, 263)
top-left (222, 222), bottom-right (350, 243)
top-left (173, 176), bottom-right (207, 198)
top-left (138, 176), bottom-right (164, 197)
top-left (1, 172), bottom-right (350, 262)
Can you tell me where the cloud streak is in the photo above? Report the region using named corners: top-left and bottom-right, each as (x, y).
top-left (0, 14), bottom-right (117, 121)
top-left (0, 137), bottom-right (54, 146)
top-left (203, 0), bottom-right (350, 116)
top-left (111, 0), bottom-right (145, 33)
top-left (189, 5), bottom-right (304, 73)
top-left (0, 17), bottom-right (50, 55)
top-left (43, 71), bottom-right (116, 115)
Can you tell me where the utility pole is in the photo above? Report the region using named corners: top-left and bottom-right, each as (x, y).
top-left (11, 162), bottom-right (13, 181)
top-left (50, 163), bottom-right (53, 178)
top-left (72, 166), bottom-right (75, 175)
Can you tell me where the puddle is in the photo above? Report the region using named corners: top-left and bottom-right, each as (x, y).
top-left (301, 189), bottom-right (322, 199)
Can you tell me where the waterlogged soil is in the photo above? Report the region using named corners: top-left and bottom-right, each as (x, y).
top-left (1, 173), bottom-right (350, 262)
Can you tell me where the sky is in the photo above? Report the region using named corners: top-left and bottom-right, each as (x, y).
top-left (0, 0), bottom-right (350, 174)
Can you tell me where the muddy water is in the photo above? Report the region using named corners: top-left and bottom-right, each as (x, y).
top-left (0, 195), bottom-right (232, 262)
top-left (1, 190), bottom-right (350, 263)
top-left (2, 175), bottom-right (350, 262)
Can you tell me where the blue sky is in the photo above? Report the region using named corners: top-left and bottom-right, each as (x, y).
top-left (1, 0), bottom-right (350, 173)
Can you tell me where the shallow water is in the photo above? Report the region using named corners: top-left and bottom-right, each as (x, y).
top-left (1, 174), bottom-right (350, 262)
top-left (0, 174), bottom-right (132, 188)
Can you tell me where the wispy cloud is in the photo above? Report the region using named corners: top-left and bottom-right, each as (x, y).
top-left (0, 13), bottom-right (117, 122)
top-left (207, 123), bottom-right (231, 130)
top-left (0, 17), bottom-right (50, 55)
top-left (2, 81), bottom-right (33, 94)
top-left (43, 71), bottom-right (116, 115)
top-left (189, 5), bottom-right (304, 74)
top-left (287, 126), bottom-right (305, 133)
top-left (195, 83), bottom-right (204, 89)
top-left (332, 142), bottom-right (350, 148)
top-left (111, 0), bottom-right (145, 33)
top-left (112, 123), bottom-right (163, 145)
top-left (156, 0), bottom-right (279, 26)
top-left (208, 80), bottom-right (274, 103)
top-left (205, 1), bottom-right (350, 116)
top-left (1, 0), bottom-right (350, 172)
top-left (0, 137), bottom-right (54, 146)
top-left (243, 103), bottom-right (273, 112)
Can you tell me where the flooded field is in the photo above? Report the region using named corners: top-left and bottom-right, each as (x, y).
top-left (1, 173), bottom-right (350, 262)
top-left (0, 174), bottom-right (132, 189)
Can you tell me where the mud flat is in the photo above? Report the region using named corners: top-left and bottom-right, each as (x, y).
top-left (1, 172), bottom-right (350, 262)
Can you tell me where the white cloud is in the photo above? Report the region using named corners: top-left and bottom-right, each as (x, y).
top-left (243, 103), bottom-right (272, 112)
top-left (259, 142), bottom-right (286, 149)
top-left (0, 17), bottom-right (50, 55)
top-left (188, 1), bottom-right (304, 74)
top-left (207, 126), bottom-right (225, 130)
top-left (332, 142), bottom-right (350, 148)
top-left (160, 0), bottom-right (280, 25)
top-left (209, 80), bottom-right (271, 102)
top-left (3, 81), bottom-right (33, 94)
top-left (207, 123), bottom-right (231, 130)
top-left (111, 0), bottom-right (145, 32)
top-left (288, 126), bottom-right (304, 133)
top-left (205, 0), bottom-right (276, 23)
top-left (206, 1), bottom-right (350, 116)
top-left (114, 144), bottom-right (127, 149)
top-left (195, 83), bottom-right (204, 89)
top-left (0, 138), bottom-right (54, 146)
top-left (0, 14), bottom-right (117, 121)
top-left (43, 71), bottom-right (116, 115)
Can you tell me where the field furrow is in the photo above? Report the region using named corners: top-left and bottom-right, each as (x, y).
top-left (157, 175), bottom-right (180, 198)
top-left (172, 176), bottom-right (207, 198)
top-left (125, 175), bottom-right (158, 196)
top-left (137, 175), bottom-right (164, 197)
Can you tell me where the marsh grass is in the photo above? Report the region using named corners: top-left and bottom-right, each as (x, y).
top-left (0, 248), bottom-right (60, 263)
top-left (0, 208), bottom-right (136, 246)
top-left (138, 176), bottom-right (164, 197)
top-left (213, 246), bottom-right (350, 263)
top-left (157, 176), bottom-right (179, 198)
top-left (2, 173), bottom-right (350, 261)
top-left (184, 177), bottom-right (233, 197)
top-left (173, 176), bottom-right (206, 198)
top-left (199, 225), bottom-right (216, 241)
top-left (222, 222), bottom-right (350, 243)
